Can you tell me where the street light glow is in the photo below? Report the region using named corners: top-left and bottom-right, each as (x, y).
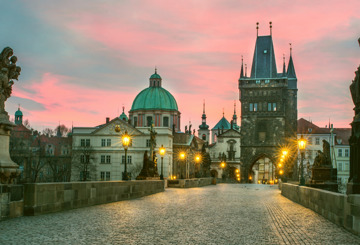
top-left (279, 170), bottom-right (284, 175)
top-left (180, 152), bottom-right (186, 160)
top-left (122, 131), bottom-right (130, 148)
top-left (195, 154), bottom-right (201, 163)
top-left (298, 135), bottom-right (307, 150)
top-left (221, 161), bottom-right (226, 169)
top-left (159, 145), bottom-right (166, 156)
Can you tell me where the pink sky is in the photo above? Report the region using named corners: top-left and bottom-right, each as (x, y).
top-left (3, 0), bottom-right (360, 132)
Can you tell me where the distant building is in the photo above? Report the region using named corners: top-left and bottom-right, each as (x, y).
top-left (71, 70), bottom-right (197, 181)
top-left (10, 107), bottom-right (72, 183)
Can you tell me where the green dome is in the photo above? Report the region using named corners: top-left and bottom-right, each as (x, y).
top-left (15, 108), bottom-right (23, 116)
top-left (130, 87), bottom-right (178, 111)
top-left (120, 112), bottom-right (128, 121)
top-left (150, 73), bottom-right (161, 79)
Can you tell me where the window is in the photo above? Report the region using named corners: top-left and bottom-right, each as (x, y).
top-left (107, 139), bottom-right (111, 147)
top-left (101, 155), bottom-right (105, 163)
top-left (202, 134), bottom-right (206, 140)
top-left (101, 139), bottom-right (106, 147)
top-left (147, 116), bottom-right (153, 126)
top-left (345, 149), bottom-right (349, 157)
top-left (146, 139), bottom-right (151, 147)
top-left (80, 171), bottom-right (90, 180)
top-left (265, 79), bottom-right (270, 84)
top-left (122, 155), bottom-right (132, 164)
top-left (163, 117), bottom-right (169, 127)
top-left (338, 162), bottom-right (343, 171)
top-left (315, 138), bottom-right (320, 145)
top-left (85, 139), bottom-right (90, 146)
top-left (106, 155), bottom-right (111, 163)
top-left (308, 137), bottom-right (312, 145)
top-left (101, 171), bottom-right (111, 181)
top-left (268, 103), bottom-right (277, 111)
top-left (81, 139), bottom-right (85, 147)
top-left (134, 117), bottom-right (138, 127)
top-left (344, 162), bottom-right (349, 171)
top-left (250, 103), bottom-right (258, 112)
top-left (256, 80), bottom-right (260, 84)
top-left (259, 132), bottom-right (266, 142)
top-left (338, 149), bottom-right (343, 157)
top-left (81, 155), bottom-right (89, 163)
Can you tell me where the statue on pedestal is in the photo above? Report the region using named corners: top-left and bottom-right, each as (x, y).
top-left (347, 38), bottom-right (360, 194)
top-left (0, 47), bottom-right (21, 184)
top-left (136, 122), bottom-right (159, 180)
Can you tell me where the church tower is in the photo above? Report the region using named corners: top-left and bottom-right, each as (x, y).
top-left (14, 106), bottom-right (23, 125)
top-left (198, 100), bottom-right (210, 143)
top-left (239, 22), bottom-right (298, 182)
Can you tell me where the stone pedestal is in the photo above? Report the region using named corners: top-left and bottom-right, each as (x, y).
top-left (0, 117), bottom-right (20, 184)
top-left (347, 118), bottom-right (360, 194)
top-left (311, 166), bottom-right (336, 183)
top-left (0, 184), bottom-right (24, 220)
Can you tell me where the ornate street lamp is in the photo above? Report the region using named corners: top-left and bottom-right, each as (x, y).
top-left (298, 135), bottom-right (307, 186)
top-left (159, 145), bottom-right (166, 180)
top-left (122, 130), bottom-right (131, 181)
top-left (221, 161), bottom-right (226, 180)
top-left (179, 151), bottom-right (186, 179)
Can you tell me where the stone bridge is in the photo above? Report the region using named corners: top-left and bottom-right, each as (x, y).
top-left (1, 184), bottom-right (360, 244)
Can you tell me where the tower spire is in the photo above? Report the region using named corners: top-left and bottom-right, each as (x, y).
top-left (155, 66), bottom-right (157, 74)
top-left (233, 100), bottom-right (236, 115)
top-left (245, 64), bottom-right (247, 77)
top-left (240, 55), bottom-right (244, 78)
top-left (282, 54), bottom-right (286, 76)
top-left (222, 108), bottom-right (224, 117)
top-left (287, 43), bottom-right (297, 78)
top-left (256, 22), bottom-right (259, 37)
top-left (269, 21), bottom-right (272, 36)
top-left (203, 99), bottom-right (205, 114)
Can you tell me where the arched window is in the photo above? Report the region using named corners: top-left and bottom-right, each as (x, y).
top-left (202, 134), bottom-right (206, 140)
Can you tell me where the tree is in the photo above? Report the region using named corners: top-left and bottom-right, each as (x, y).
top-left (55, 124), bottom-right (71, 137)
top-left (72, 146), bottom-right (96, 181)
top-left (42, 128), bottom-right (54, 136)
top-left (23, 119), bottom-right (31, 129)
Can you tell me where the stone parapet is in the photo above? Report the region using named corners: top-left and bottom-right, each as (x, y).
top-left (24, 180), bottom-right (164, 216)
top-left (167, 177), bottom-right (213, 188)
top-left (281, 183), bottom-right (360, 236)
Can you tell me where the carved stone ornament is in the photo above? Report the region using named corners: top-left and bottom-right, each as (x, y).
top-left (0, 47), bottom-right (21, 184)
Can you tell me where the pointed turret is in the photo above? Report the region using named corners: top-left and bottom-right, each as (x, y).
top-left (240, 56), bottom-right (244, 79)
top-left (287, 43), bottom-right (296, 78)
top-left (56, 124), bottom-right (62, 137)
top-left (282, 54), bottom-right (286, 77)
top-left (232, 101), bottom-right (240, 131)
top-left (119, 106), bottom-right (129, 121)
top-left (198, 100), bottom-right (210, 142)
top-left (149, 67), bottom-right (162, 87)
top-left (199, 100), bottom-right (209, 130)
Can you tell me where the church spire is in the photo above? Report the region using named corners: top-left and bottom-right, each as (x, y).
top-left (199, 99), bottom-right (209, 130)
top-left (240, 56), bottom-right (244, 78)
top-left (287, 43), bottom-right (297, 78)
top-left (245, 64), bottom-right (247, 77)
top-left (256, 22), bottom-right (259, 37)
top-left (269, 21), bottom-right (272, 36)
top-left (282, 54), bottom-right (286, 76)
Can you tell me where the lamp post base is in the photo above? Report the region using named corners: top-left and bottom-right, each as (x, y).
top-left (122, 172), bottom-right (130, 181)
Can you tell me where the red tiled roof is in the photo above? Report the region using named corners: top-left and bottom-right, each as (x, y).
top-left (333, 128), bottom-right (351, 145)
top-left (297, 118), bottom-right (330, 135)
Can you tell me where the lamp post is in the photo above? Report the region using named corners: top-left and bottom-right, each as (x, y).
top-left (195, 153), bottom-right (201, 177)
top-left (159, 145), bottom-right (166, 180)
top-left (122, 130), bottom-right (130, 181)
top-left (298, 135), bottom-right (307, 186)
top-left (221, 161), bottom-right (226, 180)
top-left (179, 151), bottom-right (186, 179)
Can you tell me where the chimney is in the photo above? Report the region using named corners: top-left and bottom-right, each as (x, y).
top-left (106, 117), bottom-right (110, 124)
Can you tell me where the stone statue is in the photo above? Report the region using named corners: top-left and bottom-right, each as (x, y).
top-left (313, 140), bottom-right (331, 167)
top-left (0, 47), bottom-right (21, 184)
top-left (148, 122), bottom-right (157, 160)
top-left (0, 47), bottom-right (21, 117)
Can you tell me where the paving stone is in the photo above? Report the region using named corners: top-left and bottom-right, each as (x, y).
top-left (0, 184), bottom-right (359, 244)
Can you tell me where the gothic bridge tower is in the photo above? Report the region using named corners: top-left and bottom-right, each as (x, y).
top-left (239, 22), bottom-right (298, 183)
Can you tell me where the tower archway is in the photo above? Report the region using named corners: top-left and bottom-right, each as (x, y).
top-left (248, 155), bottom-right (276, 184)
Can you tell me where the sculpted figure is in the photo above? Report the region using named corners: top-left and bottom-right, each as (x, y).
top-left (0, 47), bottom-right (21, 115)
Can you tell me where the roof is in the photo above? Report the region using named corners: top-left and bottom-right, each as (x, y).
top-left (119, 112), bottom-right (128, 121)
top-left (12, 124), bottom-right (32, 139)
top-left (250, 35), bottom-right (277, 78)
top-left (297, 118), bottom-right (330, 135)
top-left (333, 128), bottom-right (351, 145)
top-left (287, 55), bottom-right (296, 78)
top-left (212, 116), bottom-right (231, 130)
top-left (130, 87), bottom-right (178, 112)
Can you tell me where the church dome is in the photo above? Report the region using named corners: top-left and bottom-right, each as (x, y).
top-left (130, 87), bottom-right (178, 111)
top-left (130, 69), bottom-right (178, 112)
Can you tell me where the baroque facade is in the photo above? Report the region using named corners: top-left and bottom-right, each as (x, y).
top-left (239, 26), bottom-right (298, 182)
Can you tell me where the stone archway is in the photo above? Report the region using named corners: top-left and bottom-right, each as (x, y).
top-left (248, 155), bottom-right (276, 184)
top-left (210, 169), bottom-right (218, 178)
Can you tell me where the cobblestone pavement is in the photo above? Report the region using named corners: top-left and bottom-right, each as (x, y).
top-left (1, 184), bottom-right (360, 245)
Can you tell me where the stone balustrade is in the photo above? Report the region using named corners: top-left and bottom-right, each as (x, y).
top-left (281, 183), bottom-right (360, 236)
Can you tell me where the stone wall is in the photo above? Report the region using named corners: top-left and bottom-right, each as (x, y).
top-left (0, 185), bottom-right (24, 220)
top-left (167, 178), bottom-right (213, 188)
top-left (281, 183), bottom-right (360, 236)
top-left (24, 180), bottom-right (164, 216)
